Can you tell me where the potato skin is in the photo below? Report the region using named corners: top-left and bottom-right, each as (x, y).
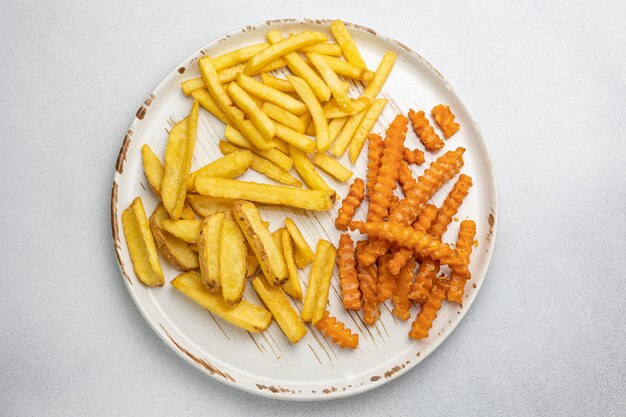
top-left (149, 204), bottom-right (199, 271)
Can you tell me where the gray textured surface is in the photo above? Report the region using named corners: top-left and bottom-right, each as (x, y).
top-left (1, 1), bottom-right (625, 415)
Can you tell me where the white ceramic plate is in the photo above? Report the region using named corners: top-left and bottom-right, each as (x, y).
top-left (111, 19), bottom-right (497, 400)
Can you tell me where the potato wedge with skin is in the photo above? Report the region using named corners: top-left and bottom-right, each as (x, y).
top-left (246, 249), bottom-right (260, 277)
top-left (160, 219), bottom-right (201, 243)
top-left (122, 197), bottom-right (164, 286)
top-left (172, 271), bottom-right (272, 333)
top-left (198, 212), bottom-right (224, 292)
top-left (186, 194), bottom-right (232, 217)
top-left (220, 216), bottom-right (247, 306)
top-left (301, 240), bottom-right (335, 322)
top-left (312, 153), bottom-right (353, 182)
top-left (187, 149), bottom-right (253, 192)
top-left (280, 228), bottom-right (303, 300)
top-left (150, 204), bottom-right (199, 271)
top-left (289, 145), bottom-right (333, 191)
top-left (283, 218), bottom-right (315, 269)
top-left (288, 75), bottom-right (329, 152)
top-left (251, 274), bottom-right (307, 344)
top-left (311, 242), bottom-right (337, 325)
top-left (141, 145), bottom-right (164, 195)
top-left (224, 125), bottom-right (293, 171)
top-left (232, 200), bottom-right (288, 285)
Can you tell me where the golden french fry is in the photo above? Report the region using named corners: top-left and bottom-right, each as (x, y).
top-left (330, 20), bottom-right (367, 69)
top-left (246, 250), bottom-right (260, 277)
top-left (328, 116), bottom-right (349, 143)
top-left (321, 96), bottom-right (370, 119)
top-left (274, 123), bottom-right (317, 153)
top-left (261, 73), bottom-right (295, 93)
top-left (273, 139), bottom-right (290, 154)
top-left (257, 57), bottom-right (288, 73)
top-left (272, 229), bottom-right (287, 267)
top-left (299, 42), bottom-right (343, 56)
top-left (232, 200), bottom-right (288, 285)
top-left (322, 55), bottom-right (375, 82)
top-left (224, 125), bottom-right (292, 171)
top-left (181, 66), bottom-right (245, 97)
top-left (251, 274), bottom-right (307, 343)
top-left (301, 240), bottom-right (336, 323)
top-left (188, 150), bottom-right (253, 192)
top-left (298, 111), bottom-right (312, 132)
top-left (305, 119), bottom-right (316, 136)
top-left (150, 204), bottom-right (199, 271)
top-left (287, 75), bottom-right (329, 152)
top-left (161, 100), bottom-right (198, 219)
top-left (313, 153), bottom-right (353, 181)
top-left (122, 197), bottom-right (164, 286)
top-left (266, 31), bottom-right (331, 102)
top-left (307, 52), bottom-right (353, 113)
top-left (237, 73), bottom-right (306, 115)
top-left (245, 31), bottom-right (327, 75)
top-left (289, 145), bottom-right (333, 191)
top-left (261, 102), bottom-right (305, 132)
top-left (189, 243), bottom-right (198, 252)
top-left (171, 271), bottom-right (272, 333)
top-left (189, 89), bottom-right (230, 125)
top-left (181, 78), bottom-right (205, 96)
top-left (220, 216), bottom-right (247, 306)
top-left (226, 82), bottom-right (276, 141)
top-left (160, 219), bottom-right (201, 243)
top-left (361, 51), bottom-right (396, 101)
top-left (280, 228), bottom-right (303, 300)
top-left (141, 144), bottom-right (164, 195)
top-left (349, 98), bottom-right (388, 163)
top-left (331, 106), bottom-right (368, 157)
top-left (198, 212), bottom-right (224, 291)
top-left (179, 203), bottom-right (197, 220)
top-left (219, 141), bottom-right (302, 187)
top-left (186, 194), bottom-right (232, 217)
top-left (284, 218), bottom-right (314, 268)
top-left (195, 178), bottom-right (335, 211)
top-left (213, 42), bottom-right (269, 70)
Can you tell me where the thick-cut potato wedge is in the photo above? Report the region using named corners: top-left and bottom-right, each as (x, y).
top-left (349, 98), bottom-right (388, 163)
top-left (361, 51), bottom-right (396, 101)
top-left (289, 145), bottom-right (332, 191)
top-left (224, 125), bottom-right (292, 171)
top-left (172, 271), bottom-right (272, 333)
top-left (284, 218), bottom-right (315, 268)
top-left (237, 73), bottom-right (307, 115)
top-left (261, 73), bottom-right (295, 93)
top-left (220, 216), bottom-right (247, 306)
top-left (226, 82), bottom-right (276, 141)
top-left (261, 102), bottom-right (304, 132)
top-left (232, 200), bottom-right (288, 285)
top-left (186, 194), bottom-right (232, 217)
top-left (274, 123), bottom-right (317, 153)
top-left (122, 197), bottom-right (164, 286)
top-left (301, 240), bottom-right (336, 323)
top-left (150, 204), bottom-right (199, 271)
top-left (213, 42), bottom-right (269, 71)
top-left (246, 248), bottom-right (260, 277)
top-left (198, 212), bottom-right (225, 291)
top-left (219, 141), bottom-right (302, 187)
top-left (331, 107), bottom-right (368, 157)
top-left (330, 20), bottom-right (367, 69)
top-left (328, 116), bottom-right (349, 144)
top-left (266, 31), bottom-right (331, 102)
top-left (141, 145), bottom-right (164, 195)
top-left (179, 203), bottom-right (197, 220)
top-left (287, 75), bottom-right (329, 152)
top-left (160, 219), bottom-right (201, 243)
top-left (307, 52), bottom-right (354, 114)
top-left (195, 178), bottom-right (335, 211)
top-left (299, 42), bottom-right (343, 56)
top-left (251, 274), bottom-right (307, 343)
top-left (245, 31), bottom-right (327, 75)
top-left (313, 153), bottom-right (353, 181)
top-left (189, 89), bottom-right (230, 124)
top-left (188, 150), bottom-right (253, 192)
top-left (322, 55), bottom-right (375, 82)
top-left (279, 228), bottom-right (303, 300)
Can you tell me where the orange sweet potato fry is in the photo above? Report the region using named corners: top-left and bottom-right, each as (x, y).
top-left (388, 203), bottom-right (438, 275)
top-left (403, 147), bottom-right (425, 165)
top-left (335, 178), bottom-right (365, 230)
top-left (429, 174), bottom-right (473, 240)
top-left (409, 109), bottom-right (443, 151)
top-left (409, 259), bottom-right (440, 303)
top-left (376, 252), bottom-right (397, 301)
top-left (356, 240), bottom-right (379, 324)
top-left (409, 277), bottom-right (449, 339)
top-left (432, 104), bottom-right (460, 139)
top-left (447, 220), bottom-right (476, 303)
top-left (392, 258), bottom-right (416, 320)
top-left (316, 311), bottom-right (359, 349)
top-left (337, 234), bottom-right (361, 310)
top-left (365, 133), bottom-right (383, 200)
top-left (398, 160), bottom-right (416, 194)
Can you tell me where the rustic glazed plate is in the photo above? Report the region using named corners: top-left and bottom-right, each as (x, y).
top-left (111, 19), bottom-right (497, 400)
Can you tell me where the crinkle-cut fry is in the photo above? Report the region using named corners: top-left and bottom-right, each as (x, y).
top-left (447, 220), bottom-right (476, 303)
top-left (365, 133), bottom-right (383, 200)
top-left (335, 178), bottom-right (365, 230)
top-left (316, 311), bottom-right (359, 349)
top-left (409, 109), bottom-right (444, 151)
top-left (366, 115), bottom-right (408, 222)
top-left (409, 259), bottom-right (440, 303)
top-left (392, 258), bottom-right (416, 320)
top-left (409, 277), bottom-right (449, 339)
top-left (432, 104), bottom-right (460, 139)
top-left (376, 252), bottom-right (396, 302)
top-left (398, 160), bottom-right (417, 194)
top-left (388, 195), bottom-right (400, 213)
top-left (337, 234), bottom-right (361, 310)
top-left (429, 174), bottom-right (473, 240)
top-left (356, 241), bottom-right (380, 325)
top-left (389, 203), bottom-right (438, 276)
top-left (403, 147), bottom-right (425, 165)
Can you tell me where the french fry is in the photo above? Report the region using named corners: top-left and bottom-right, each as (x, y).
top-left (409, 277), bottom-right (448, 339)
top-left (273, 138), bottom-right (290, 154)
top-left (161, 101), bottom-right (197, 219)
top-left (271, 229), bottom-right (287, 266)
top-left (331, 107), bottom-right (368, 157)
top-left (141, 145), bottom-right (164, 195)
top-left (312, 153), bottom-right (353, 181)
top-left (171, 271), bottom-right (272, 333)
top-left (186, 194), bottom-right (232, 217)
top-left (301, 240), bottom-right (336, 324)
top-left (316, 311), bottom-right (359, 349)
top-left (181, 65), bottom-right (245, 96)
top-left (289, 145), bottom-right (333, 191)
top-left (122, 197), bottom-right (164, 286)
top-left (195, 177), bottom-right (335, 211)
top-left (251, 274), bottom-right (307, 343)
top-left (330, 20), bottom-right (367, 69)
top-left (361, 51), bottom-right (396, 101)
top-left (189, 89), bottom-right (230, 125)
top-left (160, 219), bottom-right (201, 243)
top-left (179, 203), bottom-right (197, 220)
top-left (150, 204), bottom-right (199, 271)
top-left (322, 55), bottom-right (375, 82)
top-left (299, 42), bottom-right (343, 56)
top-left (220, 215), bottom-right (247, 306)
top-left (280, 228), bottom-right (303, 300)
top-left (216, 64), bottom-right (245, 84)
top-left (198, 212), bottom-right (224, 291)
top-left (188, 150), bottom-right (253, 191)
top-left (266, 31), bottom-right (331, 102)
top-left (284, 218), bottom-right (315, 268)
top-left (274, 123), bottom-right (316, 153)
top-left (224, 125), bottom-right (292, 171)
top-left (181, 77), bottom-right (205, 96)
top-left (261, 72), bottom-right (295, 93)
top-left (219, 141), bottom-right (302, 187)
top-left (226, 82), bottom-right (276, 141)
top-left (261, 102), bottom-right (305, 132)
top-left (409, 109), bottom-right (443, 151)
top-left (305, 119), bottom-right (316, 136)
top-left (245, 31), bottom-right (327, 75)
top-left (298, 111), bottom-right (312, 133)
top-left (237, 73), bottom-right (307, 115)
top-left (328, 116), bottom-right (349, 143)
top-left (213, 42), bottom-right (270, 71)
top-left (232, 200), bottom-right (288, 285)
top-left (349, 98), bottom-right (388, 163)
top-left (246, 250), bottom-right (260, 277)
top-left (432, 104), bottom-right (460, 138)
top-left (287, 75), bottom-right (329, 152)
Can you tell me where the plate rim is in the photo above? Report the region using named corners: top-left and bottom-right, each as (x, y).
top-left (110, 18), bottom-right (499, 400)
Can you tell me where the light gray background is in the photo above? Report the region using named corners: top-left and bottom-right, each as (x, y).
top-left (1, 1), bottom-right (624, 415)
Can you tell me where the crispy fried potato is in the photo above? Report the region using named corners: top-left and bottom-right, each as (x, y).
top-left (160, 219), bottom-right (201, 243)
top-left (284, 218), bottom-right (315, 268)
top-left (261, 73), bottom-right (295, 93)
top-left (274, 122), bottom-right (316, 153)
top-left (245, 31), bottom-right (327, 75)
top-left (289, 145), bottom-right (333, 191)
top-left (305, 119), bottom-right (316, 136)
top-left (301, 240), bottom-right (336, 323)
top-left (328, 116), bottom-right (349, 144)
top-left (188, 150), bottom-right (253, 192)
top-left (287, 75), bottom-right (329, 152)
top-left (150, 204), bottom-right (199, 271)
top-left (186, 194), bottom-right (232, 217)
top-left (280, 228), bottom-right (303, 300)
top-left (179, 203), bottom-right (197, 220)
top-left (198, 212), bottom-right (225, 291)
top-left (237, 73), bottom-right (307, 115)
top-left (172, 271), bottom-right (272, 333)
top-left (331, 107), bottom-right (368, 157)
top-left (246, 248), bottom-right (260, 277)
top-left (189, 89), bottom-right (231, 125)
top-left (322, 55), bottom-right (375, 82)
top-left (299, 42), bottom-right (343, 56)
top-left (261, 102), bottom-right (305, 132)
top-left (313, 153), bottom-right (353, 181)
top-left (226, 82), bottom-right (276, 141)
top-left (361, 51), bottom-right (396, 101)
top-left (181, 64), bottom-right (246, 96)
top-left (213, 42), bottom-right (269, 71)
top-left (122, 197), bottom-right (164, 286)
top-left (307, 52), bottom-right (354, 114)
top-left (224, 125), bottom-right (293, 171)
top-left (330, 20), bottom-right (367, 69)
top-left (312, 242), bottom-right (337, 325)
top-left (141, 144), bottom-right (164, 195)
top-left (220, 216), bottom-right (247, 306)
top-left (251, 274), bottom-right (307, 343)
top-left (272, 229), bottom-right (287, 266)
top-left (273, 138), bottom-right (290, 154)
top-left (349, 98), bottom-right (388, 163)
